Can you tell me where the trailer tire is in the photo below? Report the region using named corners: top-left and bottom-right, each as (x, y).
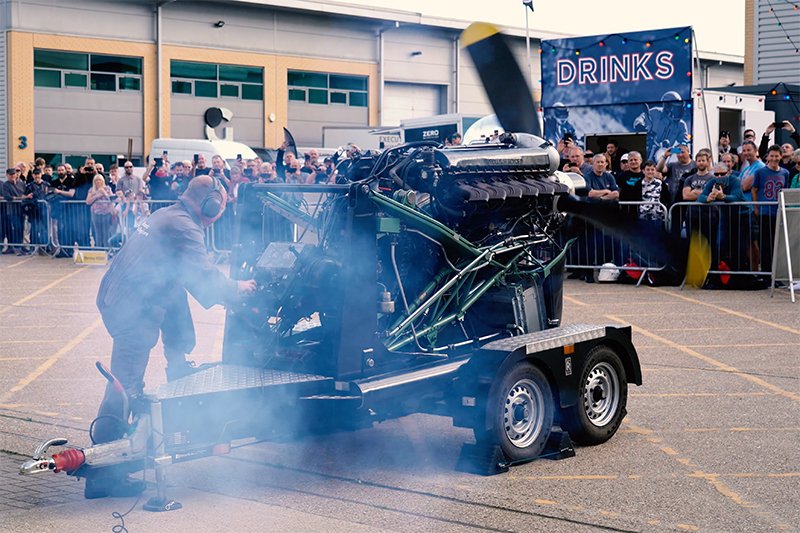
top-left (562, 346), bottom-right (628, 446)
top-left (484, 361), bottom-right (554, 462)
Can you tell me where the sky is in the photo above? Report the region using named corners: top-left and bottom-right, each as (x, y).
top-left (344, 0), bottom-right (746, 57)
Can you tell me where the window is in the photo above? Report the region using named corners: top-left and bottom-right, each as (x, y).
top-left (220, 84), bottom-right (239, 98)
top-left (91, 73), bottom-right (116, 91)
top-left (330, 74), bottom-right (367, 92)
top-left (308, 89), bottom-right (327, 105)
top-left (34, 69), bottom-right (61, 88)
top-left (34, 50), bottom-right (88, 71)
top-left (118, 77), bottom-right (141, 91)
top-left (171, 60), bottom-right (217, 80)
top-left (172, 80), bottom-right (192, 94)
top-left (241, 84), bottom-right (263, 101)
top-left (33, 49), bottom-right (142, 92)
top-left (349, 92), bottom-right (368, 107)
top-left (170, 60), bottom-right (264, 101)
top-left (195, 81), bottom-right (218, 98)
top-left (91, 55), bottom-right (142, 75)
top-left (35, 153), bottom-right (62, 166)
top-left (64, 73), bottom-right (87, 88)
top-left (288, 71), bottom-right (327, 88)
top-left (288, 70), bottom-right (368, 108)
top-left (219, 65), bottom-right (262, 84)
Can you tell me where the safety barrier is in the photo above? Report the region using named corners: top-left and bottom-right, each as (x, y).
top-left (668, 201), bottom-right (779, 282)
top-left (2, 195), bottom-right (785, 289)
top-left (563, 201), bottom-right (670, 285)
top-left (0, 199), bottom-right (52, 254)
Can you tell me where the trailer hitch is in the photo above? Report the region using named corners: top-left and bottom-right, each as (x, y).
top-left (20, 438), bottom-right (85, 475)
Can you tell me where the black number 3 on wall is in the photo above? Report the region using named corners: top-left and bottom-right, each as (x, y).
top-left (18, 136), bottom-right (28, 149)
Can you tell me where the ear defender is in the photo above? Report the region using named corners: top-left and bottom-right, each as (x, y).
top-left (199, 177), bottom-right (225, 220)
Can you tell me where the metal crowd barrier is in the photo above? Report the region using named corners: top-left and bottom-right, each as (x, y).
top-left (563, 201), bottom-right (670, 285)
top-left (668, 201), bottom-right (779, 282)
top-left (3, 195), bottom-right (785, 290)
top-left (0, 199), bottom-right (51, 253)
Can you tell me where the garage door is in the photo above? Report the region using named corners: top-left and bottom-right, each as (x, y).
top-left (383, 82), bottom-right (444, 126)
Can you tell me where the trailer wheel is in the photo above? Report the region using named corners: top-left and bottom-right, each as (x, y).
top-left (563, 346), bottom-right (628, 446)
top-left (485, 361), bottom-right (554, 462)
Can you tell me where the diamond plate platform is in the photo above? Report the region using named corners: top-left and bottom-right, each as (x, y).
top-left (152, 365), bottom-right (331, 401)
top-left (480, 323), bottom-right (615, 354)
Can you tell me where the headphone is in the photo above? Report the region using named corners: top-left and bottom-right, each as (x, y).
top-left (199, 177), bottom-right (225, 220)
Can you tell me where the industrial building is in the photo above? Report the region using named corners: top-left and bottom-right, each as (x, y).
top-left (0, 0), bottom-right (746, 169)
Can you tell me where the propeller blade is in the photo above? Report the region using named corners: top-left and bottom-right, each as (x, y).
top-left (685, 231), bottom-right (712, 288)
top-left (283, 127), bottom-right (298, 159)
top-left (461, 22), bottom-right (540, 137)
top-left (557, 195), bottom-right (688, 271)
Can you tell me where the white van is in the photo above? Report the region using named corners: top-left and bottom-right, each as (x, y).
top-left (149, 138), bottom-right (258, 168)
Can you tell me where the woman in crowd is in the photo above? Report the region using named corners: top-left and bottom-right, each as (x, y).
top-left (86, 174), bottom-right (115, 248)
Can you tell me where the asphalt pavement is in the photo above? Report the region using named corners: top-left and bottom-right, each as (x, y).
top-left (0, 254), bottom-right (798, 532)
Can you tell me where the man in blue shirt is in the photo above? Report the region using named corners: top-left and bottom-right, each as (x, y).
top-left (584, 154), bottom-right (619, 200)
top-left (752, 145), bottom-right (789, 276)
top-left (739, 141), bottom-right (765, 193)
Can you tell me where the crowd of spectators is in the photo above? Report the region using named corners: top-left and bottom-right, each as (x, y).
top-left (561, 121), bottom-right (800, 286)
top-left (0, 143), bottom-right (344, 256)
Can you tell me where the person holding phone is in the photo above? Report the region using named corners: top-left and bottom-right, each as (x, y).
top-left (759, 120), bottom-right (799, 167)
top-left (656, 144), bottom-right (696, 205)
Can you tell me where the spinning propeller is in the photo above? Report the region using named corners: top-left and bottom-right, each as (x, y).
top-left (461, 22), bottom-right (704, 282)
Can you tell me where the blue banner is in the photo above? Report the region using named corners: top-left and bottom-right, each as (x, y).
top-left (540, 27), bottom-right (694, 161)
top-left (541, 27), bottom-right (693, 108)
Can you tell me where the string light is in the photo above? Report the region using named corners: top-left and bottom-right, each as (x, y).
top-left (765, 0), bottom-right (800, 54)
top-left (541, 28), bottom-right (692, 54)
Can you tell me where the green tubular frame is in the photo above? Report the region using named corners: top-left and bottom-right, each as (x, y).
top-left (255, 185), bottom-right (573, 354)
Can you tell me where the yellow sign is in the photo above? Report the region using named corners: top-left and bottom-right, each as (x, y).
top-left (73, 250), bottom-right (109, 265)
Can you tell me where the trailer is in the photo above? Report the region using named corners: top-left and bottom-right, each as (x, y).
top-left (19, 138), bottom-right (642, 511)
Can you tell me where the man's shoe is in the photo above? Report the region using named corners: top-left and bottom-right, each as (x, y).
top-left (165, 360), bottom-right (200, 382)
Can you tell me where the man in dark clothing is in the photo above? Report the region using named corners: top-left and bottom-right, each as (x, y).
top-left (656, 144), bottom-right (696, 205)
top-left (615, 151), bottom-right (645, 202)
top-left (67, 158), bottom-right (96, 247)
top-left (758, 121), bottom-right (799, 168)
top-left (717, 131), bottom-right (738, 169)
top-left (605, 140), bottom-right (622, 173)
top-left (24, 168), bottom-right (49, 250)
top-left (93, 176), bottom-right (256, 449)
top-left (584, 154), bottom-right (620, 200)
top-left (170, 161), bottom-right (192, 198)
top-left (1, 168), bottom-right (28, 254)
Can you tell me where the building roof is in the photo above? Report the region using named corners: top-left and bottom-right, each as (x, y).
top-left (225, 0), bottom-right (743, 64)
